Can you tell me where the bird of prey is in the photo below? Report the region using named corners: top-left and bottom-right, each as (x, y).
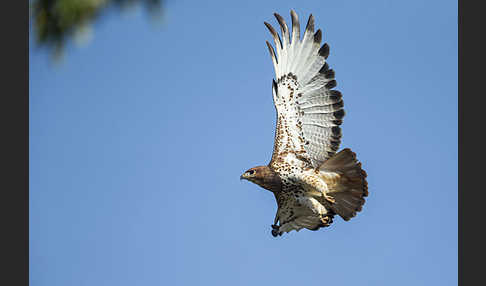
top-left (240, 11), bottom-right (368, 237)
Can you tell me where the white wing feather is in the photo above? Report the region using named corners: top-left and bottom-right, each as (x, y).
top-left (266, 11), bottom-right (345, 168)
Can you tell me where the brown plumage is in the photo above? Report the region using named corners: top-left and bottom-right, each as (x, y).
top-left (240, 166), bottom-right (282, 193)
top-left (241, 11), bottom-right (369, 237)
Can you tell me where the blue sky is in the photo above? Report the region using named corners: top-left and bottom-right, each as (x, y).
top-left (30, 0), bottom-right (457, 285)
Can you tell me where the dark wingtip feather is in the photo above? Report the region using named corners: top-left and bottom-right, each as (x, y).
top-left (330, 90), bottom-right (343, 103)
top-left (333, 109), bottom-right (345, 119)
top-left (318, 43), bottom-right (330, 59)
top-left (264, 21), bottom-right (282, 49)
top-left (329, 140), bottom-right (340, 150)
top-left (333, 119), bottom-right (343, 125)
top-left (329, 92), bottom-right (342, 102)
top-left (305, 14), bottom-right (315, 34)
top-left (290, 10), bottom-right (299, 24)
top-left (325, 79), bottom-right (337, 89)
top-left (323, 69), bottom-right (335, 79)
top-left (264, 21), bottom-right (275, 34)
top-left (266, 41), bottom-right (278, 64)
top-left (313, 29), bottom-right (322, 44)
top-left (272, 79), bottom-right (278, 92)
top-left (332, 100), bottom-right (344, 110)
top-left (331, 126), bottom-right (341, 136)
top-left (319, 62), bottom-right (329, 74)
top-left (290, 10), bottom-right (300, 42)
top-left (274, 13), bottom-right (288, 32)
top-left (330, 90), bottom-right (342, 97)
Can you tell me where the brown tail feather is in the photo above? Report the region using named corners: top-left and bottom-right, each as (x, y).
top-left (319, 148), bottom-right (368, 221)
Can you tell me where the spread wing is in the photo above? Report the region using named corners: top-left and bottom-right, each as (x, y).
top-left (266, 11), bottom-right (345, 169)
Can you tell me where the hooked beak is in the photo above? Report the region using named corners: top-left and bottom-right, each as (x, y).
top-left (240, 173), bottom-right (248, 181)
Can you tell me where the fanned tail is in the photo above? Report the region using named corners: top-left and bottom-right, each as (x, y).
top-left (319, 148), bottom-right (368, 221)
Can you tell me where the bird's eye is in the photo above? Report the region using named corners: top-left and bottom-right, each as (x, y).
top-left (248, 170), bottom-right (255, 175)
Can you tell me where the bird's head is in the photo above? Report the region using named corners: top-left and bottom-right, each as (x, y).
top-left (240, 166), bottom-right (281, 192)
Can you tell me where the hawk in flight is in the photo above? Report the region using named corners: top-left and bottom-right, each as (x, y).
top-left (241, 11), bottom-right (368, 237)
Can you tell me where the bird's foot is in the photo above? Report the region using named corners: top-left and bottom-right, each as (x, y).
top-left (271, 229), bottom-right (279, 237)
top-left (320, 214), bottom-right (334, 227)
top-left (324, 194), bottom-right (336, 204)
top-left (271, 224), bottom-right (282, 237)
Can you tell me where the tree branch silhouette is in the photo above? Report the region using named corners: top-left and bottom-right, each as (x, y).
top-left (30, 0), bottom-right (164, 60)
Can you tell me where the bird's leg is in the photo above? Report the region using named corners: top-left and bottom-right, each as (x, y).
top-left (301, 172), bottom-right (336, 204)
top-left (271, 213), bottom-right (280, 237)
top-left (323, 193), bottom-right (336, 204)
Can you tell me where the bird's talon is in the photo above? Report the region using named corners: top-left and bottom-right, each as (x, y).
top-left (320, 214), bottom-right (334, 227)
top-left (271, 224), bottom-right (279, 230)
top-left (271, 229), bottom-right (279, 237)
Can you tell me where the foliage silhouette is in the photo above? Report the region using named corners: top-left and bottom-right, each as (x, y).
top-left (30, 0), bottom-right (164, 60)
